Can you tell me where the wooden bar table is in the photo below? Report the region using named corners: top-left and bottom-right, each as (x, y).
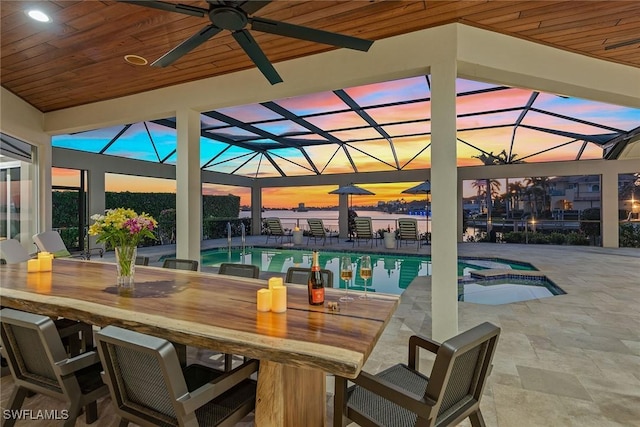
top-left (0, 258), bottom-right (399, 426)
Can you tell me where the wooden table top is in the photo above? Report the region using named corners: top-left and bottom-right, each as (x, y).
top-left (0, 258), bottom-right (399, 378)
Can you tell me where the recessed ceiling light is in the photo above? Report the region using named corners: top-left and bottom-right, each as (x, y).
top-left (26, 10), bottom-right (50, 22)
top-left (124, 55), bottom-right (148, 66)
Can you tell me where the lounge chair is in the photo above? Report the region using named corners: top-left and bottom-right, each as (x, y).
top-left (397, 218), bottom-right (424, 250)
top-left (32, 230), bottom-right (103, 260)
top-left (353, 217), bottom-right (377, 247)
top-left (264, 217), bottom-right (292, 244)
top-left (334, 322), bottom-right (501, 427)
top-left (0, 239), bottom-right (32, 264)
top-left (307, 218), bottom-right (339, 246)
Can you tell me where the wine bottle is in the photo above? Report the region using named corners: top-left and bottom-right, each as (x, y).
top-left (308, 250), bottom-right (325, 305)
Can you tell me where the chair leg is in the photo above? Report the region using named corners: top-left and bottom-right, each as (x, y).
top-left (84, 401), bottom-right (98, 424)
top-left (63, 399), bottom-right (83, 427)
top-left (2, 386), bottom-right (29, 427)
top-left (469, 409), bottom-right (486, 427)
top-left (118, 419), bottom-right (129, 427)
top-left (224, 353), bottom-right (234, 372)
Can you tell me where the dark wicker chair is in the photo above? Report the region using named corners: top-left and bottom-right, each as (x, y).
top-left (135, 255), bottom-right (149, 266)
top-left (285, 266), bottom-right (334, 288)
top-left (162, 258), bottom-right (199, 271)
top-left (96, 325), bottom-right (258, 427)
top-left (334, 322), bottom-right (500, 427)
top-left (218, 263), bottom-right (260, 279)
top-left (0, 308), bottom-right (109, 427)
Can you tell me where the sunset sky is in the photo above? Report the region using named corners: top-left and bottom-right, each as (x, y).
top-left (52, 77), bottom-right (640, 208)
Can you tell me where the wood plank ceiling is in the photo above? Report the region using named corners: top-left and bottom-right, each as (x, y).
top-left (1, 1), bottom-right (639, 113)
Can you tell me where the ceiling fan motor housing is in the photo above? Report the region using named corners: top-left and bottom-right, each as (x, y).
top-left (209, 6), bottom-right (248, 30)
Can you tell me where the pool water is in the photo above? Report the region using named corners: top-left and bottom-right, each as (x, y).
top-left (200, 247), bottom-right (549, 299)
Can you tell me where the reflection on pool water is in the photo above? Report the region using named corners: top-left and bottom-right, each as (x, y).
top-left (200, 247), bottom-right (563, 304)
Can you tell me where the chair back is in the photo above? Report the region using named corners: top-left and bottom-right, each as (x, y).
top-left (32, 231), bottom-right (71, 257)
top-left (307, 219), bottom-right (327, 237)
top-left (285, 267), bottom-right (334, 288)
top-left (425, 322), bottom-right (500, 426)
top-left (397, 218), bottom-right (419, 240)
top-left (0, 239), bottom-right (31, 263)
top-left (219, 263), bottom-right (260, 279)
top-left (135, 255), bottom-right (150, 266)
top-left (265, 218), bottom-right (285, 236)
top-left (162, 258), bottom-right (198, 271)
top-left (0, 308), bottom-right (69, 396)
top-left (96, 326), bottom-right (189, 425)
top-left (354, 217), bottom-right (373, 238)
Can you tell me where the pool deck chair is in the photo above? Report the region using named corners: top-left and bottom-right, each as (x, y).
top-left (96, 325), bottom-right (258, 427)
top-left (0, 239), bottom-right (32, 264)
top-left (264, 217), bottom-right (292, 244)
top-left (286, 266), bottom-right (334, 288)
top-left (32, 230), bottom-right (103, 260)
top-left (333, 322), bottom-right (500, 427)
top-left (397, 218), bottom-right (424, 250)
top-left (307, 218), bottom-right (339, 246)
top-left (0, 308), bottom-right (109, 427)
top-left (353, 217), bottom-right (377, 248)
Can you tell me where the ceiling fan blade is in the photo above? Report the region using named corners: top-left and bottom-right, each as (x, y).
top-left (119, 0), bottom-right (206, 17)
top-left (239, 0), bottom-right (272, 15)
top-left (250, 17), bottom-right (373, 52)
top-left (232, 29), bottom-right (282, 85)
top-left (152, 24), bottom-right (223, 67)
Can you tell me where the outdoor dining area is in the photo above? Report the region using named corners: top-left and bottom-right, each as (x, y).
top-left (2, 240), bottom-right (639, 426)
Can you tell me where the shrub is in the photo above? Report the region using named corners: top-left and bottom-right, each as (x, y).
top-left (619, 223), bottom-right (640, 248)
top-left (528, 233), bottom-right (550, 244)
top-left (502, 231), bottom-right (524, 243)
top-left (566, 232), bottom-right (590, 246)
top-left (548, 232), bottom-right (566, 245)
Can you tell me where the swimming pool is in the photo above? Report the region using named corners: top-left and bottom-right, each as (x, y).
top-left (200, 247), bottom-right (544, 297)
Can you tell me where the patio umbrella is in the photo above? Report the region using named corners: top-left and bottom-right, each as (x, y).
top-left (329, 184), bottom-right (375, 242)
top-left (401, 181), bottom-right (431, 241)
top-left (329, 183), bottom-right (375, 210)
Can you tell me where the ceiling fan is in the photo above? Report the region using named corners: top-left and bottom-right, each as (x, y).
top-left (120, 0), bottom-right (374, 84)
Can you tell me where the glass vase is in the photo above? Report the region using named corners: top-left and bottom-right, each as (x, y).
top-left (115, 245), bottom-right (137, 289)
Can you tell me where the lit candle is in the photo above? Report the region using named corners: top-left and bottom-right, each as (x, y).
top-left (271, 285), bottom-right (287, 313)
top-left (268, 277), bottom-right (283, 290)
top-left (27, 259), bottom-right (40, 273)
top-left (37, 252), bottom-right (51, 259)
top-left (39, 255), bottom-right (53, 272)
top-left (294, 226), bottom-right (300, 231)
top-left (257, 289), bottom-right (272, 312)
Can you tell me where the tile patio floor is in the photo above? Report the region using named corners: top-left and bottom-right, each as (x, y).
top-left (2, 238), bottom-right (639, 426)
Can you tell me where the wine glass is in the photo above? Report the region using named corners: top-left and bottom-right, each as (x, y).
top-left (359, 255), bottom-right (372, 300)
top-left (339, 256), bottom-right (354, 302)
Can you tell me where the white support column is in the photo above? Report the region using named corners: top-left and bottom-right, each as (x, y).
top-left (457, 178), bottom-right (464, 243)
top-left (601, 170), bottom-right (619, 248)
top-left (251, 186), bottom-right (262, 236)
top-left (430, 58), bottom-right (459, 342)
top-left (176, 109), bottom-right (202, 267)
top-left (87, 167), bottom-right (106, 250)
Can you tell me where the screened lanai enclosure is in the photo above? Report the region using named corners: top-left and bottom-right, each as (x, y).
top-left (51, 77), bottom-right (639, 177)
